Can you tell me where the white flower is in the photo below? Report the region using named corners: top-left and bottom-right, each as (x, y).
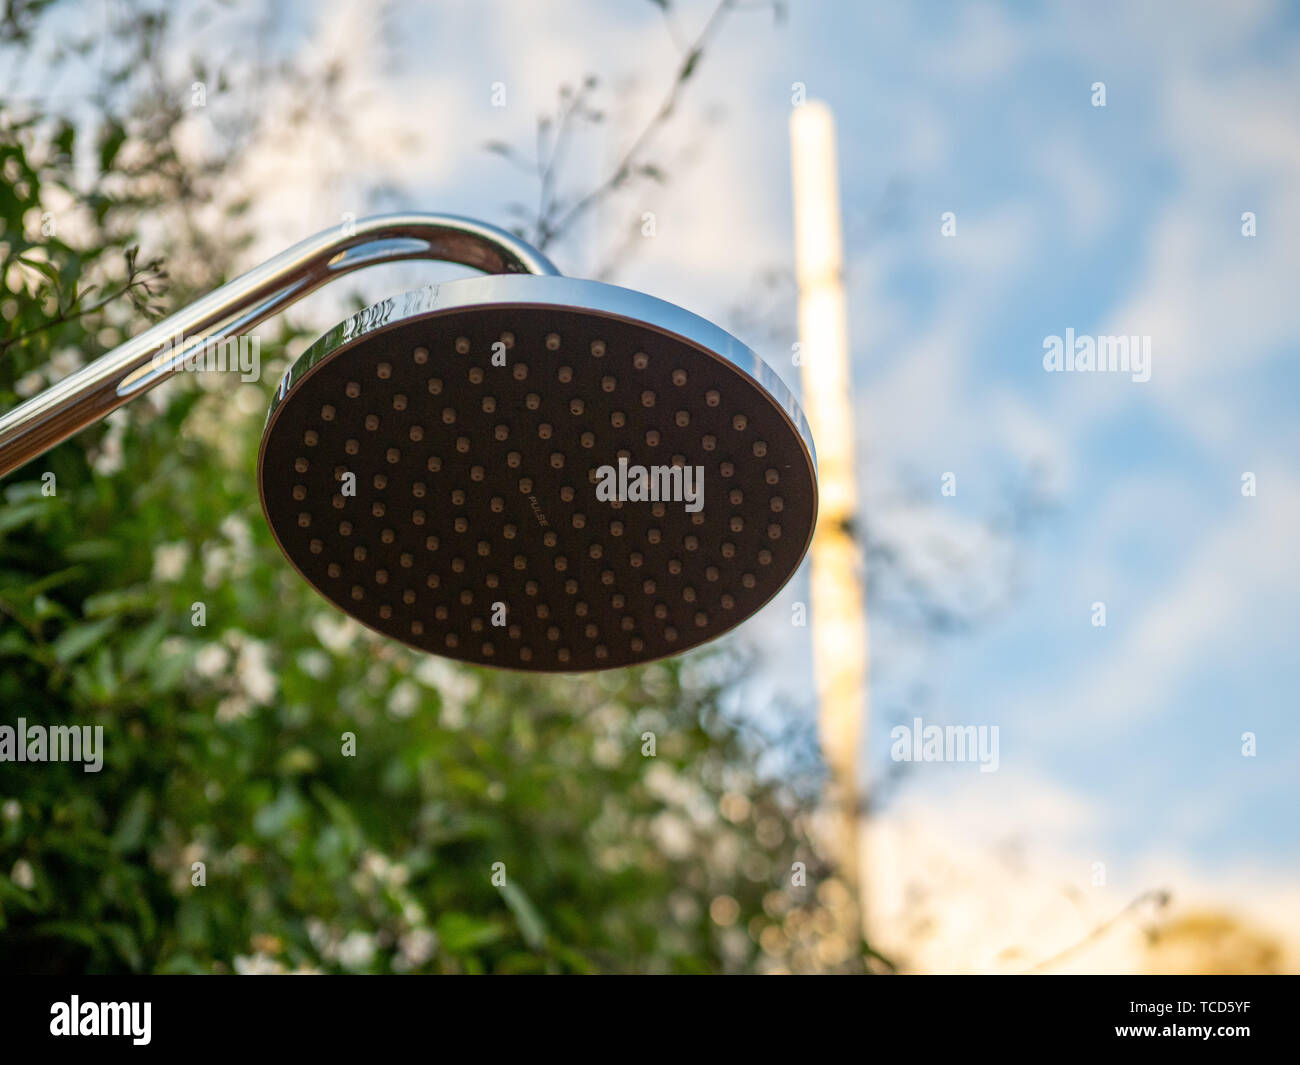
top-left (236, 639), bottom-right (276, 704)
top-left (1, 799), bottom-right (20, 823)
top-left (233, 953), bottom-right (287, 975)
top-left (361, 851), bottom-right (391, 881)
top-left (387, 680), bottom-right (419, 719)
top-left (305, 918), bottom-right (329, 951)
top-left (592, 736), bottom-right (622, 769)
top-left (50, 347), bottom-right (83, 377)
top-left (215, 693), bottom-right (253, 723)
top-left (152, 541), bottom-right (190, 582)
top-left (220, 515), bottom-right (252, 555)
top-left (312, 613), bottom-right (360, 655)
top-left (296, 649), bottom-right (330, 680)
top-left (194, 643), bottom-right (230, 678)
top-left (398, 928), bottom-right (437, 968)
top-left (336, 931), bottom-right (376, 971)
top-left (201, 543), bottom-right (230, 587)
top-left (91, 411), bottom-right (127, 476)
top-left (651, 812), bottom-right (694, 860)
top-left (11, 859), bottom-right (36, 890)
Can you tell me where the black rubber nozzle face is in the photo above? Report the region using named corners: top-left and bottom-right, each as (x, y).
top-left (260, 295), bottom-right (816, 671)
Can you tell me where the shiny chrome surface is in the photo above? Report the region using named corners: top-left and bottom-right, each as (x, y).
top-left (258, 274), bottom-right (818, 671)
top-left (267, 275), bottom-right (817, 467)
top-left (0, 214), bottom-right (559, 478)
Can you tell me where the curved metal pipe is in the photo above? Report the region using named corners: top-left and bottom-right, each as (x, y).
top-left (0, 213), bottom-right (560, 478)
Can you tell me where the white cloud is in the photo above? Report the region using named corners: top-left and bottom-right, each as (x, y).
top-left (1013, 468), bottom-right (1300, 737)
top-left (917, 1), bottom-right (1032, 84)
top-left (854, 204), bottom-right (1038, 473)
top-left (866, 773), bottom-right (1300, 973)
top-left (1032, 134), bottom-right (1116, 244)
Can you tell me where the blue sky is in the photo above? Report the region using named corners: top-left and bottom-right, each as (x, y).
top-left (818, 3), bottom-right (1299, 909)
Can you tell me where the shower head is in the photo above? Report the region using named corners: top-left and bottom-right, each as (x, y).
top-left (260, 276), bottom-right (817, 671)
top-left (0, 213), bottom-right (817, 672)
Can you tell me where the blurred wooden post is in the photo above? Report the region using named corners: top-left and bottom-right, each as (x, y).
top-left (789, 100), bottom-right (869, 961)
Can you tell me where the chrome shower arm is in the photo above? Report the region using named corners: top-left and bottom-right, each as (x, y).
top-left (0, 213), bottom-right (560, 478)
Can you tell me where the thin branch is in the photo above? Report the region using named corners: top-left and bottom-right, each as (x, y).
top-left (537, 0), bottom-right (736, 248)
top-left (1023, 889), bottom-right (1171, 974)
top-left (536, 79), bottom-right (596, 235)
top-left (1, 250), bottom-right (169, 355)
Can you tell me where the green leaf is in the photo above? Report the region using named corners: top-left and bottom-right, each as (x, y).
top-left (435, 911), bottom-right (505, 954)
top-left (63, 539), bottom-right (121, 562)
top-left (98, 121), bottom-right (127, 173)
top-left (499, 880), bottom-right (547, 949)
top-left (16, 255), bottom-right (62, 289)
top-left (121, 616), bottom-right (167, 677)
top-left (0, 628), bottom-right (32, 656)
top-left (102, 922), bottom-right (144, 971)
top-left (51, 616), bottom-right (118, 664)
top-left (16, 566), bottom-right (85, 599)
top-left (0, 500), bottom-right (49, 533)
top-left (679, 47), bottom-right (702, 82)
top-left (53, 120), bottom-right (76, 158)
top-left (110, 790), bottom-right (153, 854)
top-left (33, 921), bottom-right (101, 951)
